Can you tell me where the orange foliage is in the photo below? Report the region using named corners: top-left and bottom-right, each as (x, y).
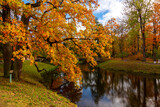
top-left (129, 52), bottom-right (143, 60)
top-left (0, 0), bottom-right (111, 83)
top-left (104, 18), bottom-right (119, 56)
top-left (146, 2), bottom-right (160, 51)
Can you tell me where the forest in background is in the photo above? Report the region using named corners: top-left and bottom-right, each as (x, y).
top-left (97, 0), bottom-right (160, 62)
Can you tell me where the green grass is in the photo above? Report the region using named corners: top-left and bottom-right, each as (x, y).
top-left (22, 60), bottom-right (56, 80)
top-left (21, 60), bottom-right (57, 86)
top-left (0, 60), bottom-right (76, 107)
top-left (99, 60), bottom-right (160, 75)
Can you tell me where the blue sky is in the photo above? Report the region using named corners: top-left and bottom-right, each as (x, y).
top-left (93, 10), bottom-right (110, 20)
top-left (23, 0), bottom-right (29, 3)
top-left (94, 0), bottom-right (124, 25)
top-left (22, 0), bottom-right (124, 25)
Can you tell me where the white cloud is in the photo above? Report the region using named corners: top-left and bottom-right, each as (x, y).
top-left (95, 0), bottom-right (124, 25)
top-left (76, 22), bottom-right (86, 32)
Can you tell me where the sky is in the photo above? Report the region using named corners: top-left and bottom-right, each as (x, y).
top-left (23, 0), bottom-right (125, 25)
top-left (94, 0), bottom-right (124, 25)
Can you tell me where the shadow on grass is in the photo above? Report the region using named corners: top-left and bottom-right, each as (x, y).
top-left (20, 79), bottom-right (37, 86)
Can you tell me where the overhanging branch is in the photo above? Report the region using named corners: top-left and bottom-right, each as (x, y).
top-left (34, 62), bottom-right (47, 72)
top-left (45, 36), bottom-right (96, 46)
top-left (25, 1), bottom-right (42, 8)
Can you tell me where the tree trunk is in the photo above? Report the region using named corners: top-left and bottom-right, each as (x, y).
top-left (3, 43), bottom-right (12, 77)
top-left (153, 42), bottom-right (156, 62)
top-left (13, 44), bottom-right (23, 80)
top-left (2, 4), bottom-right (12, 77)
top-left (142, 31), bottom-right (146, 61)
top-left (134, 38), bottom-right (137, 55)
top-left (13, 58), bottom-right (22, 81)
top-left (12, 12), bottom-right (30, 80)
top-left (137, 34), bottom-right (140, 53)
top-left (153, 19), bottom-right (157, 62)
top-left (139, 12), bottom-right (146, 61)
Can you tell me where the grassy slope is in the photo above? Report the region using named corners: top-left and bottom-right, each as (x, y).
top-left (0, 61), bottom-right (76, 107)
top-left (99, 60), bottom-right (160, 74)
top-left (21, 60), bottom-right (56, 85)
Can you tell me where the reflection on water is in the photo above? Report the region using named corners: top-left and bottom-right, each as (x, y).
top-left (53, 81), bottom-right (82, 103)
top-left (51, 64), bottom-right (160, 107)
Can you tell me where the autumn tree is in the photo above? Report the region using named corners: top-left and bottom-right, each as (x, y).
top-left (126, 12), bottom-right (140, 54)
top-left (117, 23), bottom-right (128, 59)
top-left (146, 2), bottom-right (160, 62)
top-left (104, 18), bottom-right (119, 58)
top-left (127, 24), bottom-right (140, 55)
top-left (0, 0), bottom-right (111, 82)
top-left (0, 0), bottom-right (44, 79)
top-left (124, 0), bottom-right (152, 61)
top-left (0, 0), bottom-right (12, 77)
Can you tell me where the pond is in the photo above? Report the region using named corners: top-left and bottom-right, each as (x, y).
top-left (51, 64), bottom-right (160, 107)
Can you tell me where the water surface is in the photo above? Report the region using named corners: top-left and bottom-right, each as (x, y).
top-left (52, 64), bottom-right (160, 107)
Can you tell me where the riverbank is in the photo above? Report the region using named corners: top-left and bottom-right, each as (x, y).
top-left (0, 61), bottom-right (76, 107)
top-left (99, 60), bottom-right (160, 75)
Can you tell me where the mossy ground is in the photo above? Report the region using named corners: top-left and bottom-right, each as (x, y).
top-left (0, 60), bottom-right (76, 107)
top-left (99, 59), bottom-right (160, 75)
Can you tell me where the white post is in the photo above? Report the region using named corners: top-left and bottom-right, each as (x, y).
top-left (9, 70), bottom-right (13, 83)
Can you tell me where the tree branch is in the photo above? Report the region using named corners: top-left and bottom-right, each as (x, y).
top-left (71, 39), bottom-right (81, 49)
top-left (25, 1), bottom-right (42, 8)
top-left (72, 0), bottom-right (80, 3)
top-left (41, 8), bottom-right (53, 21)
top-left (34, 62), bottom-right (47, 72)
top-left (41, 1), bottom-right (63, 21)
top-left (44, 36), bottom-right (96, 46)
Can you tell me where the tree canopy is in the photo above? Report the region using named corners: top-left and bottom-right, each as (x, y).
top-left (0, 0), bottom-right (111, 82)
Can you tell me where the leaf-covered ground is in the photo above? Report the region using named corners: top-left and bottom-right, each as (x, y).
top-left (0, 61), bottom-right (76, 107)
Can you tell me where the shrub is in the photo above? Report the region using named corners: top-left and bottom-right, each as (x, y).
top-left (116, 52), bottom-right (130, 58)
top-left (129, 52), bottom-right (143, 60)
